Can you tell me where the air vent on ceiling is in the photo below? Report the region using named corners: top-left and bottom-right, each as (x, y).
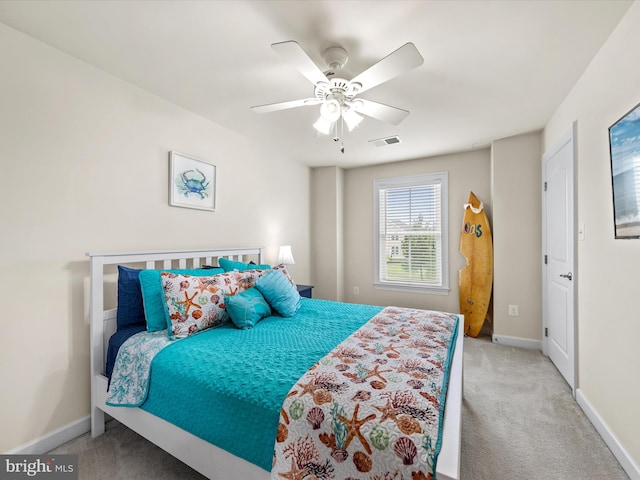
top-left (369, 136), bottom-right (401, 147)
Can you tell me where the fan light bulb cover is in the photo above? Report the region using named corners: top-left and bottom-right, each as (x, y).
top-left (313, 115), bottom-right (334, 135)
top-left (321, 99), bottom-right (341, 121)
top-left (350, 99), bottom-right (365, 111)
top-left (342, 106), bottom-right (363, 131)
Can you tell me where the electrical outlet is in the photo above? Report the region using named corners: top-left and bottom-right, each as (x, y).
top-left (353, 286), bottom-right (360, 295)
top-left (508, 305), bottom-right (519, 316)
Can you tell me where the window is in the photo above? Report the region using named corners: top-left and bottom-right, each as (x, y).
top-left (374, 172), bottom-right (449, 293)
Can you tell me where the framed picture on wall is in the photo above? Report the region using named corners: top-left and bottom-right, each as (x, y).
top-left (169, 151), bottom-right (216, 211)
top-left (609, 101), bottom-right (640, 239)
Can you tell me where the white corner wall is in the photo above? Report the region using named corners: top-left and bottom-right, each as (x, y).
top-left (491, 131), bottom-right (543, 342)
top-left (0, 23), bottom-right (310, 453)
top-left (544, 1), bottom-right (640, 474)
top-left (311, 166), bottom-right (345, 301)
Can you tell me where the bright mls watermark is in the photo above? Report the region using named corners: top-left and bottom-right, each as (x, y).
top-left (0, 455), bottom-right (77, 479)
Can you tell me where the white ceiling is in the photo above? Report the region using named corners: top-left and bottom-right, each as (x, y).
top-left (0, 0), bottom-right (632, 168)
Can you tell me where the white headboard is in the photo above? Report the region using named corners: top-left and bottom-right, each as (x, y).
top-left (86, 247), bottom-right (264, 382)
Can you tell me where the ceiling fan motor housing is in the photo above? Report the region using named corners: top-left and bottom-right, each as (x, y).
top-left (314, 78), bottom-right (359, 103)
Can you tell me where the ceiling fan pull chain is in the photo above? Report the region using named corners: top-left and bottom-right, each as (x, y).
top-left (337, 117), bottom-right (345, 154)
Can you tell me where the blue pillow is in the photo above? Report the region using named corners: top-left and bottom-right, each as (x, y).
top-left (116, 266), bottom-right (145, 329)
top-left (139, 268), bottom-right (224, 332)
top-left (219, 257), bottom-right (271, 272)
top-left (225, 287), bottom-right (272, 330)
top-left (255, 269), bottom-right (301, 317)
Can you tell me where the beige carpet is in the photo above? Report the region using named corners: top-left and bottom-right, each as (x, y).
top-left (461, 336), bottom-right (628, 480)
top-left (50, 336), bottom-right (629, 479)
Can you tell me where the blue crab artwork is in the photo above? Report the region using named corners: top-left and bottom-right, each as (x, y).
top-left (176, 169), bottom-right (210, 199)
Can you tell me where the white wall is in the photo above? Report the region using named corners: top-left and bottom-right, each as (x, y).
top-left (544, 1), bottom-right (640, 471)
top-left (0, 24), bottom-right (310, 453)
top-left (311, 166), bottom-right (344, 301)
top-left (342, 149), bottom-right (491, 313)
top-left (491, 131), bottom-right (543, 342)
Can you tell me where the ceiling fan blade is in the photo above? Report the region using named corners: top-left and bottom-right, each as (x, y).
top-left (351, 98), bottom-right (410, 125)
top-left (251, 98), bottom-right (321, 114)
top-left (350, 43), bottom-right (424, 94)
top-left (271, 41), bottom-right (329, 86)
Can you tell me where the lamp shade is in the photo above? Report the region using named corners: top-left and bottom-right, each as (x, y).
top-left (277, 245), bottom-right (295, 265)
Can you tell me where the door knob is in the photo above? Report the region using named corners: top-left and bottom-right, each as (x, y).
top-left (559, 272), bottom-right (573, 281)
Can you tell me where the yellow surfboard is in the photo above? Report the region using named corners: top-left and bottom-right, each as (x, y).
top-left (459, 192), bottom-right (493, 337)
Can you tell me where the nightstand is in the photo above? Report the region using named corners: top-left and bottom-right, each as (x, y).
top-left (296, 284), bottom-right (314, 298)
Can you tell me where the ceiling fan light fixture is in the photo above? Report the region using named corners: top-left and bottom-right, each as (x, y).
top-left (320, 98), bottom-right (341, 121)
top-left (313, 115), bottom-right (334, 135)
top-left (254, 40), bottom-right (423, 151)
top-left (342, 106), bottom-right (363, 131)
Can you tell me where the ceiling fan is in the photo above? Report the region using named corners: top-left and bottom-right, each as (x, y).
top-left (251, 41), bottom-right (424, 142)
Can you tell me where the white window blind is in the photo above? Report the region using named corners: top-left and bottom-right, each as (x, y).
top-left (374, 173), bottom-right (449, 292)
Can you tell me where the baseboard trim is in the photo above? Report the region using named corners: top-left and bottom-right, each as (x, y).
top-left (5, 415), bottom-right (90, 455)
top-left (491, 334), bottom-right (541, 350)
top-left (576, 389), bottom-right (640, 480)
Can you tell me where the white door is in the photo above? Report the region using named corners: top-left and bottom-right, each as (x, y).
top-left (542, 126), bottom-right (575, 391)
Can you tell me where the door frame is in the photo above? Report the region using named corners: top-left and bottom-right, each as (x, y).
top-left (541, 123), bottom-right (577, 394)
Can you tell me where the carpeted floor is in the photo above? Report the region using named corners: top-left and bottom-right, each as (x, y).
top-left (460, 336), bottom-right (628, 480)
top-left (50, 336), bottom-right (629, 479)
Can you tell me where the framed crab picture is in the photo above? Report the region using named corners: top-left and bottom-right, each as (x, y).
top-left (169, 151), bottom-right (216, 211)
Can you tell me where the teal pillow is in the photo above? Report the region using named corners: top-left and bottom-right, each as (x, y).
top-left (225, 288), bottom-right (272, 330)
top-left (139, 268), bottom-right (224, 332)
top-left (255, 269), bottom-right (301, 317)
top-left (219, 257), bottom-right (271, 272)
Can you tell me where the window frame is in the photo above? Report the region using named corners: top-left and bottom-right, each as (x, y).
top-left (373, 172), bottom-right (449, 294)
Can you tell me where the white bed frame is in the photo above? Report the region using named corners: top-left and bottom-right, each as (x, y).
top-left (87, 247), bottom-right (463, 480)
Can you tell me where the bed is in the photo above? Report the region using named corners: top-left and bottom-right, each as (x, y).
top-left (88, 247), bottom-right (463, 480)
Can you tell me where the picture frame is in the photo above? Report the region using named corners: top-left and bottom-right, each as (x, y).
top-left (609, 101), bottom-right (640, 239)
top-left (169, 151), bottom-right (216, 211)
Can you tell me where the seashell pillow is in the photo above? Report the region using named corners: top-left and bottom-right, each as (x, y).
top-left (139, 267), bottom-right (225, 333)
top-left (161, 269), bottom-right (267, 339)
top-left (272, 264), bottom-right (297, 287)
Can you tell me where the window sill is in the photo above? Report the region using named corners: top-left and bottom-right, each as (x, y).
top-left (374, 282), bottom-right (450, 296)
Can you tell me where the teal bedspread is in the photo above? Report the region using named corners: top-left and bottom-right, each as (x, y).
top-left (140, 297), bottom-right (383, 471)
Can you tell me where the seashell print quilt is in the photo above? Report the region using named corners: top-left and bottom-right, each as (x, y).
top-left (106, 330), bottom-right (172, 407)
top-left (271, 307), bottom-right (459, 480)
top-left (106, 298), bottom-right (385, 471)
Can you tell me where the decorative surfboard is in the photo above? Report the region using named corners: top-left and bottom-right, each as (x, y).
top-left (459, 191), bottom-right (493, 337)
